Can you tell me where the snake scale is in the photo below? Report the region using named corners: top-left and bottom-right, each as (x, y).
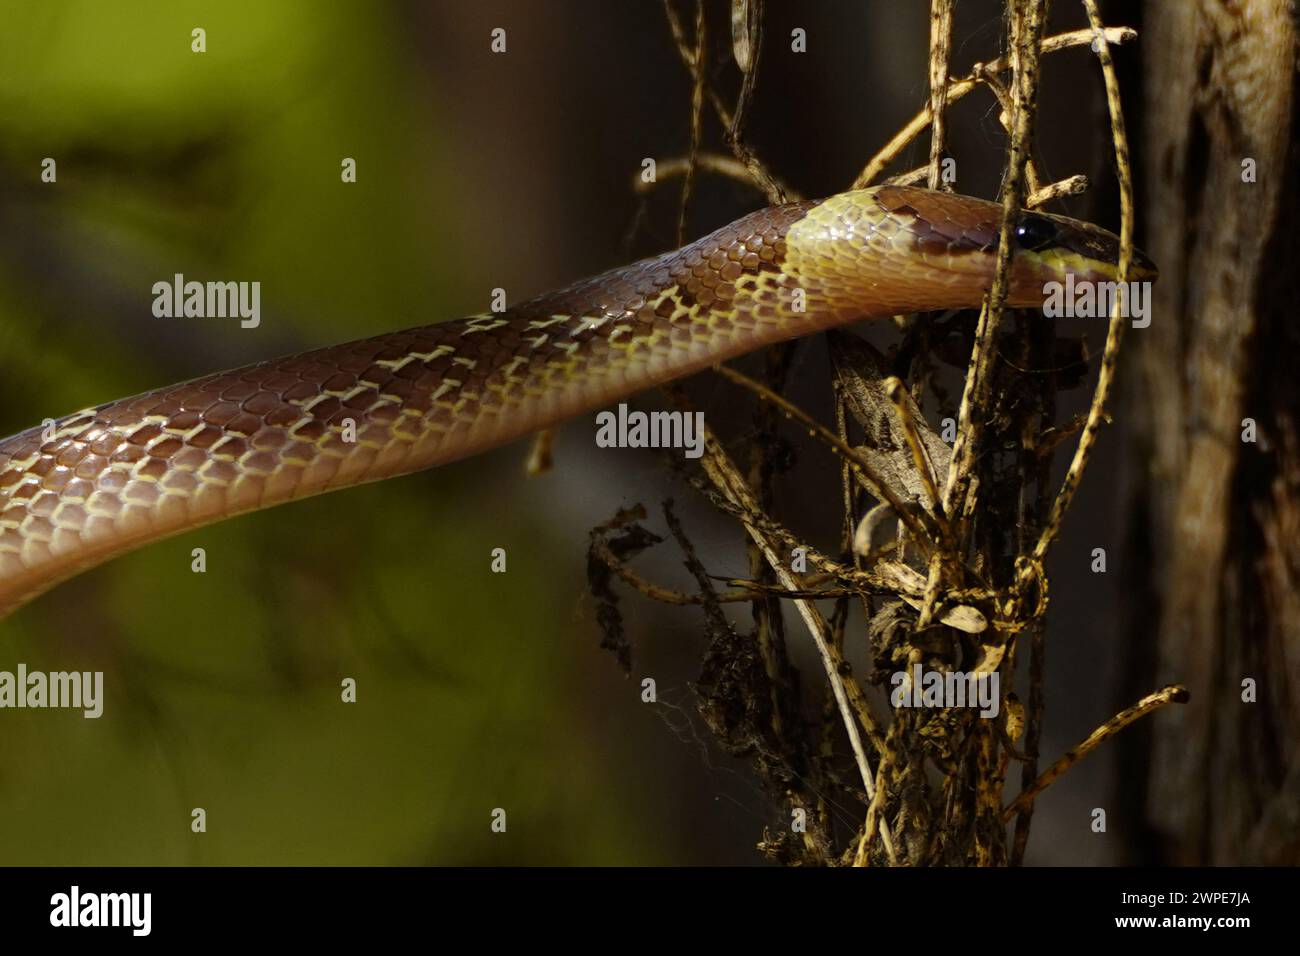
top-left (0, 186), bottom-right (1153, 617)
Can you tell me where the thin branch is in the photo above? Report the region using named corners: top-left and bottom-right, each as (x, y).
top-left (927, 0), bottom-right (956, 190)
top-left (680, 399), bottom-right (894, 838)
top-left (634, 153), bottom-right (800, 200)
top-left (1030, 1), bottom-right (1137, 566)
top-left (714, 363), bottom-right (932, 543)
top-left (939, 0), bottom-right (1047, 534)
top-left (884, 376), bottom-right (947, 526)
top-left (662, 0), bottom-right (786, 204)
top-left (678, 0), bottom-right (707, 247)
top-left (1029, 173), bottom-right (1089, 207)
top-left (851, 26), bottom-right (1136, 188)
top-left (1004, 685), bottom-right (1190, 818)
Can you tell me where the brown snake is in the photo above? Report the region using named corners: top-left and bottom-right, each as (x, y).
top-left (0, 186), bottom-right (1153, 618)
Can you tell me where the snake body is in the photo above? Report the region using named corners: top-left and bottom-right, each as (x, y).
top-left (0, 186), bottom-right (1150, 617)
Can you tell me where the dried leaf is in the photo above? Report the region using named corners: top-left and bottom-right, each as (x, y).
top-left (828, 330), bottom-right (951, 507)
top-left (586, 504), bottom-right (662, 673)
top-left (730, 0), bottom-right (753, 72)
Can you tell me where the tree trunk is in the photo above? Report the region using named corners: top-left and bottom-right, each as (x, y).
top-left (1123, 0), bottom-right (1299, 864)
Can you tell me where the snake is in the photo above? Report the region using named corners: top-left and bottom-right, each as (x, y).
top-left (0, 186), bottom-right (1154, 619)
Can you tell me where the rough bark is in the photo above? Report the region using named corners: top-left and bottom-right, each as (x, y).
top-left (1126, 0), bottom-right (1298, 864)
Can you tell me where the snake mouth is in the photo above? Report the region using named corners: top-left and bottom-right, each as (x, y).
top-left (1127, 247), bottom-right (1159, 281)
top-left (1126, 250), bottom-right (1159, 281)
top-left (1042, 244), bottom-right (1158, 284)
top-left (1069, 239), bottom-right (1158, 282)
top-left (1033, 212), bottom-right (1159, 282)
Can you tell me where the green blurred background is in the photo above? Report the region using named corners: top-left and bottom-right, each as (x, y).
top-left (0, 0), bottom-right (1139, 864)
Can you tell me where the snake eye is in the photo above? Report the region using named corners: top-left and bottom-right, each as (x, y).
top-left (1015, 214), bottom-right (1059, 251)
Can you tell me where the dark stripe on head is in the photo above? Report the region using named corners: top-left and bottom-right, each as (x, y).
top-left (876, 185), bottom-right (1154, 272)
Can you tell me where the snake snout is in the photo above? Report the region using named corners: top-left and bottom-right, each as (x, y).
top-left (1129, 246), bottom-right (1159, 281)
top-left (1049, 217), bottom-right (1159, 283)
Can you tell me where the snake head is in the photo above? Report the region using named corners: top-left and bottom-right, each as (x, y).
top-left (785, 186), bottom-right (1157, 318)
top-left (879, 185), bottom-right (1157, 310)
top-left (1003, 207), bottom-right (1159, 307)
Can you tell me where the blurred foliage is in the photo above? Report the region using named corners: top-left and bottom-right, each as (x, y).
top-left (0, 1), bottom-right (661, 864)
